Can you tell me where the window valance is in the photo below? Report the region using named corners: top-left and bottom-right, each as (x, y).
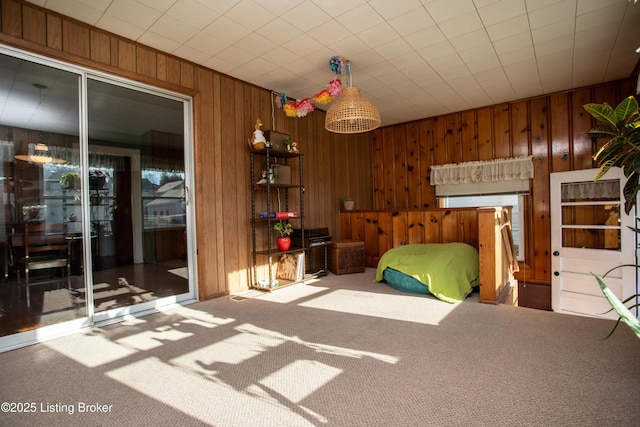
top-left (430, 156), bottom-right (534, 186)
top-left (431, 156), bottom-right (534, 197)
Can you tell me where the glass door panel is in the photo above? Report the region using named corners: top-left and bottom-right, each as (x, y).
top-left (0, 53), bottom-right (86, 336)
top-left (87, 78), bottom-right (190, 315)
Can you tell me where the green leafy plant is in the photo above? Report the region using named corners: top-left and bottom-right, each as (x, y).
top-left (273, 221), bottom-right (293, 237)
top-left (60, 171), bottom-right (80, 190)
top-left (584, 95), bottom-right (640, 338)
top-left (340, 195), bottom-right (354, 202)
top-left (584, 95), bottom-right (640, 214)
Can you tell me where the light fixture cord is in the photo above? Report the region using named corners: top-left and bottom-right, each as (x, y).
top-left (345, 61), bottom-right (352, 87)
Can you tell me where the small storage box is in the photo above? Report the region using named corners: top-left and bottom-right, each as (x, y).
top-left (328, 240), bottom-right (365, 275)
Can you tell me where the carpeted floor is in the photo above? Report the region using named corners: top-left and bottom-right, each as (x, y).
top-left (0, 268), bottom-right (639, 426)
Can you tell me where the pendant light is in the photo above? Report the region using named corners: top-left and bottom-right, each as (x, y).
top-left (325, 61), bottom-right (381, 134)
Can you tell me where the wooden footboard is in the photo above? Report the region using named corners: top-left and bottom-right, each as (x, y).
top-left (339, 206), bottom-right (517, 304)
top-left (477, 207), bottom-right (518, 305)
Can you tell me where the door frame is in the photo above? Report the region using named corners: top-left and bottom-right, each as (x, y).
top-left (550, 167), bottom-right (637, 319)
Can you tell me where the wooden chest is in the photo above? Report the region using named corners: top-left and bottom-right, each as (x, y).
top-left (328, 240), bottom-right (365, 275)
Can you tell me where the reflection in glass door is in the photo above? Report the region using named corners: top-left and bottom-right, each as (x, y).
top-left (0, 53), bottom-right (87, 339)
top-left (0, 48), bottom-right (194, 350)
top-left (87, 78), bottom-right (190, 318)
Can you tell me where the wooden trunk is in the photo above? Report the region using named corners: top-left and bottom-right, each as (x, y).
top-left (328, 240), bottom-right (365, 275)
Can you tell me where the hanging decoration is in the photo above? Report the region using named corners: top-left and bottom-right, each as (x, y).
top-left (275, 55), bottom-right (345, 118)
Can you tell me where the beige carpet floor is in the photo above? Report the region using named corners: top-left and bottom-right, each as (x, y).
top-left (0, 268), bottom-right (639, 426)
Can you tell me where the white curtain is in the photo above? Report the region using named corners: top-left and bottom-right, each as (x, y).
top-left (430, 156), bottom-right (534, 185)
top-left (561, 180), bottom-right (619, 201)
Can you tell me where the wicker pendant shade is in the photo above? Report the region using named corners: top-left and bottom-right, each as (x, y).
top-left (325, 61), bottom-right (380, 134)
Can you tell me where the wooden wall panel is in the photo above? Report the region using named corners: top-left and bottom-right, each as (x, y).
top-left (370, 80), bottom-right (632, 284)
top-left (418, 119), bottom-right (434, 207)
top-left (405, 122), bottom-right (420, 209)
top-left (393, 125), bottom-right (408, 209)
top-left (476, 107), bottom-right (493, 160)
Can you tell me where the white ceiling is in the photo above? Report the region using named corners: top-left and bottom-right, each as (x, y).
top-left (24, 0), bottom-right (640, 127)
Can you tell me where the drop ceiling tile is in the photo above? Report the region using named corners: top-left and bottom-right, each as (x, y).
top-left (172, 45), bottom-right (213, 65)
top-left (458, 43), bottom-right (498, 64)
top-left (466, 56), bottom-right (502, 73)
top-left (253, 0), bottom-right (305, 16)
top-left (492, 31), bottom-right (533, 54)
top-left (306, 20), bottom-right (353, 46)
top-left (224, 0), bottom-right (276, 31)
top-left (185, 32), bottom-right (230, 57)
top-left (449, 29), bottom-right (491, 52)
top-left (477, 0), bottom-right (527, 27)
top-left (282, 34), bottom-right (325, 56)
top-left (392, 52), bottom-right (430, 72)
top-left (524, 0), bottom-right (570, 13)
top-left (335, 3), bottom-right (384, 34)
top-left (202, 16), bottom-right (252, 45)
top-left (167, 0), bottom-right (223, 30)
top-left (234, 33), bottom-right (277, 57)
top-left (528, 0), bottom-right (577, 29)
top-left (136, 0), bottom-right (175, 13)
top-left (214, 45), bottom-right (254, 67)
top-left (576, 2), bottom-right (627, 31)
top-left (107, 0), bottom-right (163, 28)
top-left (374, 39), bottom-right (415, 60)
top-left (485, 14), bottom-right (529, 42)
top-left (281, 2), bottom-right (332, 32)
top-left (425, 0), bottom-right (476, 23)
top-left (576, 0), bottom-right (623, 15)
top-left (137, 31), bottom-right (182, 54)
top-left (404, 26), bottom-right (447, 50)
top-left (533, 34), bottom-right (574, 57)
top-left (240, 56), bottom-right (280, 76)
top-left (399, 62), bottom-right (438, 79)
top-left (95, 14), bottom-right (147, 41)
top-left (531, 17), bottom-right (575, 45)
top-left (388, 7), bottom-right (436, 36)
top-left (256, 18), bottom-right (300, 46)
top-left (498, 45), bottom-right (536, 66)
top-left (438, 10), bottom-right (484, 39)
top-left (314, 0), bottom-right (368, 18)
top-left (416, 40), bottom-right (457, 61)
top-left (369, 0), bottom-right (423, 20)
top-left (357, 22), bottom-right (402, 48)
top-left (148, 15), bottom-right (201, 44)
top-left (261, 47), bottom-right (301, 68)
top-left (39, 0), bottom-right (106, 24)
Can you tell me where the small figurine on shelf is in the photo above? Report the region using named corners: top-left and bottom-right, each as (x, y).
top-left (256, 169), bottom-right (268, 185)
top-left (248, 118), bottom-right (267, 150)
top-left (291, 141), bottom-right (298, 152)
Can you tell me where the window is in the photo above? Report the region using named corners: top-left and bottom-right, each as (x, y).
top-left (439, 194), bottom-right (524, 261)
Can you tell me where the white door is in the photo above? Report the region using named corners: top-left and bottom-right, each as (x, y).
top-left (551, 168), bottom-right (636, 319)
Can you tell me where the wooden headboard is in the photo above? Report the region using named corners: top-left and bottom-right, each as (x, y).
top-left (339, 207), bottom-right (517, 305)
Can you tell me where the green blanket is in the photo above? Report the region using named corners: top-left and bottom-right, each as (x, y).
top-left (375, 243), bottom-right (479, 303)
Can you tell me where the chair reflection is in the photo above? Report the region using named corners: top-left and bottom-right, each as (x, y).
top-left (12, 222), bottom-right (71, 308)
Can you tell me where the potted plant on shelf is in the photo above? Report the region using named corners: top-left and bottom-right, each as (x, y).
top-left (584, 95), bottom-right (640, 339)
top-left (60, 171), bottom-right (80, 190)
top-left (273, 221), bottom-right (293, 251)
top-left (340, 195), bottom-right (355, 211)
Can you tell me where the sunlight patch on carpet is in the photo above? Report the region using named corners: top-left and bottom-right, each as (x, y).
top-left (299, 288), bottom-right (459, 325)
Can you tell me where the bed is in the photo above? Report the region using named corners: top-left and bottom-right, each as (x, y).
top-left (374, 242), bottom-right (480, 303)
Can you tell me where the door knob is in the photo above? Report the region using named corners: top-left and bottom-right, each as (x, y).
top-left (554, 271), bottom-right (559, 276)
top-left (553, 251), bottom-right (559, 256)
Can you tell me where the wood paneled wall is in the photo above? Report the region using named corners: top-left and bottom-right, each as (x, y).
top-left (0, 0), bottom-right (374, 298)
top-left (371, 79), bottom-right (637, 284)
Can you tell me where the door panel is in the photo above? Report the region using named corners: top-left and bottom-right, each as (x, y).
top-left (551, 168), bottom-right (635, 319)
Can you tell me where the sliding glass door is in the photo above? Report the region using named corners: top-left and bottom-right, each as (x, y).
top-left (0, 47), bottom-right (195, 351)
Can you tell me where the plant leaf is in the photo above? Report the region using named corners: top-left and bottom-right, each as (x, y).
top-left (593, 274), bottom-right (640, 339)
top-left (584, 102), bottom-right (617, 127)
top-left (614, 96), bottom-right (639, 123)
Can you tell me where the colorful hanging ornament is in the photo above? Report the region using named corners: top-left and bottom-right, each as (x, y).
top-left (274, 55), bottom-right (346, 118)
